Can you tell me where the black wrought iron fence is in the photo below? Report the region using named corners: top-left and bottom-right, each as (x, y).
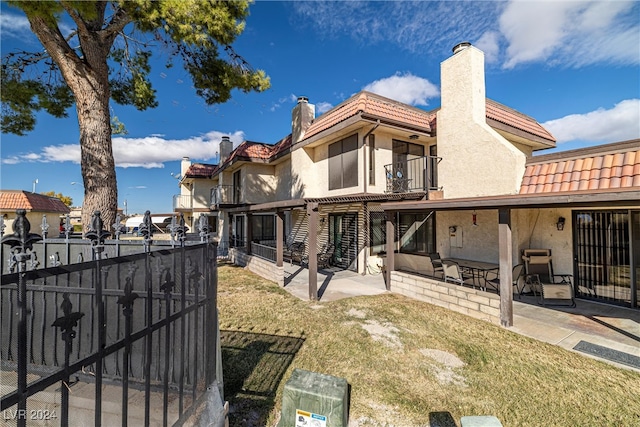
top-left (1, 210), bottom-right (219, 426)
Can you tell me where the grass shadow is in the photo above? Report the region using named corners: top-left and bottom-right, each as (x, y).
top-left (221, 329), bottom-right (305, 427)
top-left (429, 411), bottom-right (457, 427)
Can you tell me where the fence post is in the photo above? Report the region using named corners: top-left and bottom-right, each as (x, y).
top-left (117, 275), bottom-right (139, 427)
top-left (1, 209), bottom-right (42, 427)
top-left (51, 293), bottom-right (84, 426)
top-left (86, 211), bottom-right (111, 427)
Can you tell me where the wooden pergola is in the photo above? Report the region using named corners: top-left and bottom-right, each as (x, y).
top-left (226, 192), bottom-right (426, 301)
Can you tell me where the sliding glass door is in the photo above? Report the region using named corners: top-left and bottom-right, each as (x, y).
top-left (574, 210), bottom-right (639, 307)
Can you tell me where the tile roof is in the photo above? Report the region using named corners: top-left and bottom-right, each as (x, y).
top-left (303, 91), bottom-right (434, 141)
top-left (184, 163), bottom-right (217, 179)
top-left (0, 190), bottom-right (71, 214)
top-left (215, 135), bottom-right (294, 174)
top-left (212, 93), bottom-right (554, 172)
top-left (485, 99), bottom-right (555, 142)
top-left (520, 140), bottom-right (640, 194)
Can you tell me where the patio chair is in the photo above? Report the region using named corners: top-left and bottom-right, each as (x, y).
top-left (284, 241), bottom-right (305, 266)
top-left (442, 262), bottom-right (472, 286)
top-left (522, 249), bottom-right (575, 307)
top-left (317, 244), bottom-right (335, 269)
top-left (486, 264), bottom-right (526, 297)
top-left (429, 253), bottom-right (444, 279)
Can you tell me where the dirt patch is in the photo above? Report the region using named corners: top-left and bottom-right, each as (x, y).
top-left (362, 320), bottom-right (402, 349)
top-left (347, 308), bottom-right (367, 319)
top-left (420, 348), bottom-right (467, 387)
top-left (350, 403), bottom-right (402, 427)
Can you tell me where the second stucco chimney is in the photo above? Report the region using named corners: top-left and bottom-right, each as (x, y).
top-left (181, 156), bottom-right (191, 177)
top-left (291, 96), bottom-right (315, 144)
top-left (219, 136), bottom-right (232, 163)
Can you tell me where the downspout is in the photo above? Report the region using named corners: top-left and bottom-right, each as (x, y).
top-left (362, 119), bottom-right (379, 274)
top-left (362, 119), bottom-right (380, 195)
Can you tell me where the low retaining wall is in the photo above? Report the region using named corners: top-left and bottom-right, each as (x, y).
top-left (390, 271), bottom-right (500, 325)
top-left (230, 249), bottom-right (284, 287)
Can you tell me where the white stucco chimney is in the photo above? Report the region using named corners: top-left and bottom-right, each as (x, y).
top-left (180, 156), bottom-right (191, 177)
top-left (291, 96), bottom-right (315, 144)
top-left (441, 41), bottom-right (486, 124)
top-left (436, 42), bottom-right (526, 198)
top-left (219, 136), bottom-right (233, 163)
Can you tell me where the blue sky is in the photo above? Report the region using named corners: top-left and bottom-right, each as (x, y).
top-left (1, 1), bottom-right (639, 215)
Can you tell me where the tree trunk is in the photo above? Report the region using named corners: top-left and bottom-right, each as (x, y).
top-left (27, 15), bottom-right (119, 234)
top-left (75, 77), bottom-right (118, 234)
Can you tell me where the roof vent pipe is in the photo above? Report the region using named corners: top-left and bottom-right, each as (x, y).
top-left (452, 41), bottom-right (472, 55)
top-left (297, 96), bottom-right (309, 104)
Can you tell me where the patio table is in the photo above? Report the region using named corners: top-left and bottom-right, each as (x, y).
top-left (443, 258), bottom-right (499, 292)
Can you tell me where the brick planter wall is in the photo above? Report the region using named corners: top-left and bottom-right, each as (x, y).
top-left (230, 249), bottom-right (284, 287)
top-left (390, 271), bottom-right (500, 325)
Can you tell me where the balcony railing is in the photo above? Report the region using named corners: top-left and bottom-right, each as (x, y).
top-left (210, 185), bottom-right (238, 209)
top-left (384, 155), bottom-right (441, 193)
top-left (173, 194), bottom-right (192, 210)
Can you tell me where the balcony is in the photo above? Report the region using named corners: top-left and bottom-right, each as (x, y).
top-left (210, 185), bottom-right (239, 210)
top-left (384, 155), bottom-right (441, 193)
top-left (173, 194), bottom-right (192, 210)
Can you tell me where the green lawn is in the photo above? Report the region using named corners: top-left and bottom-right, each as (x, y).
top-left (217, 263), bottom-right (640, 427)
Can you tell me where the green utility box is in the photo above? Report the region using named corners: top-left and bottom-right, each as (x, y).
top-left (279, 369), bottom-right (349, 427)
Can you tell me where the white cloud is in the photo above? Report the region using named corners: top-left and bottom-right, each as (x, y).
top-left (292, 1), bottom-right (639, 69)
top-left (1, 130), bottom-right (246, 168)
top-left (270, 93), bottom-right (298, 112)
top-left (475, 31), bottom-right (500, 64)
top-left (0, 13), bottom-right (31, 38)
top-left (292, 1), bottom-right (499, 56)
top-left (316, 102), bottom-right (333, 114)
top-left (0, 11), bottom-right (74, 40)
top-left (362, 73), bottom-right (439, 106)
top-left (500, 1), bottom-right (639, 68)
top-left (542, 99), bottom-right (640, 144)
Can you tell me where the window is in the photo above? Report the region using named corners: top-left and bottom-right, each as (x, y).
top-left (233, 170), bottom-right (241, 204)
top-left (392, 139), bottom-right (424, 162)
top-left (398, 212), bottom-right (435, 255)
top-left (328, 134), bottom-right (358, 190)
top-left (369, 211), bottom-right (386, 255)
top-left (251, 214), bottom-right (275, 241)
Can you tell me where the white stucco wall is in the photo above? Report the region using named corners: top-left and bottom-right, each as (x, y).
top-left (437, 45), bottom-right (526, 199)
top-left (275, 159), bottom-right (295, 201)
top-left (244, 164), bottom-right (277, 204)
top-left (191, 180), bottom-right (213, 210)
top-left (430, 208), bottom-right (575, 276)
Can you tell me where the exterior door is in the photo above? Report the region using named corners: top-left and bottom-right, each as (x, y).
top-left (574, 210), bottom-right (638, 307)
top-left (329, 213), bottom-right (358, 271)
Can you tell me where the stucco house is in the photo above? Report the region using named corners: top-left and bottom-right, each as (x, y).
top-left (0, 190), bottom-right (71, 236)
top-left (173, 42), bottom-right (639, 325)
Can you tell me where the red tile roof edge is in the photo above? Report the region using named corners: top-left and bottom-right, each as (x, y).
top-left (520, 140), bottom-right (640, 195)
top-left (0, 190), bottom-right (71, 214)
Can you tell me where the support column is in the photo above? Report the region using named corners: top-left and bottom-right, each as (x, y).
top-left (246, 214), bottom-right (253, 255)
top-left (276, 211), bottom-right (285, 267)
top-left (307, 203), bottom-right (319, 300)
top-left (384, 211), bottom-right (396, 290)
top-left (498, 208), bottom-right (513, 327)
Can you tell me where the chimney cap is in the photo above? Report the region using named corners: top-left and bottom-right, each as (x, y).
top-left (297, 96), bottom-right (309, 103)
top-left (452, 41), bottom-right (472, 54)
top-left (221, 135), bottom-right (231, 141)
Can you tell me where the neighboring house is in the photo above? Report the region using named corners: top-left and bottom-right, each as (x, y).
top-left (0, 190), bottom-right (71, 236)
top-left (173, 42), bottom-right (639, 321)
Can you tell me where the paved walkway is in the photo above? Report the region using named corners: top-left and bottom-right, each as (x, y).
top-left (283, 265), bottom-right (640, 372)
